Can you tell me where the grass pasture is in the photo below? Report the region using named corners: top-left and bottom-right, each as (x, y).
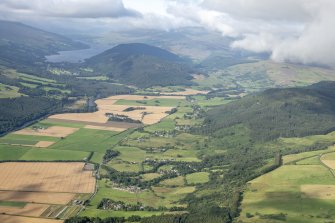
top-left (141, 173), bottom-right (162, 181)
top-left (49, 128), bottom-right (119, 153)
top-left (19, 148), bottom-right (89, 161)
top-left (240, 164), bottom-right (335, 223)
top-left (0, 83), bottom-right (22, 98)
top-left (186, 172), bottom-right (210, 184)
top-left (160, 176), bottom-right (185, 187)
top-left (0, 200), bottom-right (26, 207)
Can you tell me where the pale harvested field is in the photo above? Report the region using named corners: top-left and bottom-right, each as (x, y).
top-left (49, 95), bottom-right (180, 125)
top-left (102, 95), bottom-right (185, 100)
top-left (159, 88), bottom-right (209, 96)
top-left (0, 203), bottom-right (49, 217)
top-left (0, 141), bottom-right (55, 148)
top-left (192, 74), bottom-right (206, 80)
top-left (301, 185), bottom-right (335, 199)
top-left (321, 154), bottom-right (335, 169)
top-left (14, 126), bottom-right (78, 138)
top-left (35, 141), bottom-right (56, 148)
top-left (84, 125), bottom-right (127, 132)
top-left (0, 162), bottom-right (95, 194)
top-left (0, 215), bottom-right (63, 223)
top-left (321, 160), bottom-right (335, 169)
top-left (0, 191), bottom-right (75, 205)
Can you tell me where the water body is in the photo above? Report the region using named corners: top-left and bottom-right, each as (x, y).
top-left (46, 44), bottom-right (112, 63)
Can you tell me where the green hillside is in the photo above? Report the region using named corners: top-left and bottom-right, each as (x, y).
top-left (85, 43), bottom-right (194, 88)
top-left (203, 81), bottom-right (335, 141)
top-left (0, 20), bottom-right (87, 66)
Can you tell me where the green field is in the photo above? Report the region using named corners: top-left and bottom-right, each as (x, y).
top-left (144, 119), bottom-right (176, 132)
top-left (88, 180), bottom-right (163, 208)
top-left (160, 176), bottom-right (185, 186)
top-left (19, 148), bottom-right (89, 161)
top-left (49, 128), bottom-right (120, 153)
top-left (0, 83), bottom-right (22, 98)
top-left (0, 201), bottom-right (27, 208)
top-left (0, 145), bottom-right (30, 160)
top-left (186, 172), bottom-right (210, 184)
top-left (108, 160), bottom-right (142, 172)
top-left (240, 159), bottom-right (335, 223)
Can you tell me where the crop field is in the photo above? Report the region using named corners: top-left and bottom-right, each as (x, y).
top-left (50, 94), bottom-right (184, 126)
top-left (0, 162), bottom-right (95, 222)
top-left (240, 146), bottom-right (335, 223)
top-left (321, 152), bottom-right (335, 169)
top-left (14, 126), bottom-right (79, 138)
top-left (0, 162), bottom-right (95, 193)
top-left (0, 215), bottom-right (63, 223)
top-left (0, 93), bottom-right (215, 221)
top-left (0, 191), bottom-right (75, 205)
top-left (84, 125), bottom-right (127, 132)
top-left (0, 133), bottom-right (58, 148)
top-left (0, 203), bottom-right (50, 217)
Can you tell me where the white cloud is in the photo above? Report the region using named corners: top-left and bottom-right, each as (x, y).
top-left (0, 0), bottom-right (139, 18)
top-left (202, 0), bottom-right (335, 66)
top-left (1, 0), bottom-right (335, 66)
top-left (167, 3), bottom-right (237, 36)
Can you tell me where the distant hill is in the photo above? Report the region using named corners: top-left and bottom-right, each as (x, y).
top-left (202, 81), bottom-right (335, 141)
top-left (0, 20), bottom-right (87, 66)
top-left (85, 43), bottom-right (194, 88)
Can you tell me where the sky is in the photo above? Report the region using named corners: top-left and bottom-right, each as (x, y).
top-left (0, 0), bottom-right (334, 67)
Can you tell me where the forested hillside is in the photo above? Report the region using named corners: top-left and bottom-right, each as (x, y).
top-left (0, 20), bottom-right (87, 67)
top-left (85, 43), bottom-right (194, 87)
top-left (202, 81), bottom-right (335, 141)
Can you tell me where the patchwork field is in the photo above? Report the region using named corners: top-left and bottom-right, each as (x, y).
top-left (14, 126), bottom-right (79, 138)
top-left (0, 203), bottom-right (50, 217)
top-left (240, 147), bottom-right (335, 223)
top-left (0, 191), bottom-right (75, 205)
top-left (0, 162), bottom-right (95, 193)
top-left (0, 93), bottom-right (214, 221)
top-left (50, 94), bottom-right (184, 126)
top-left (0, 215), bottom-right (63, 223)
top-left (0, 162), bottom-right (95, 222)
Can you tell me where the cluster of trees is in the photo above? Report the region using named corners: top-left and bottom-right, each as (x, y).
top-left (141, 207), bottom-right (233, 223)
top-left (106, 113), bottom-right (142, 124)
top-left (123, 107), bottom-right (146, 112)
top-left (97, 199), bottom-right (173, 212)
top-left (102, 149), bottom-right (120, 164)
